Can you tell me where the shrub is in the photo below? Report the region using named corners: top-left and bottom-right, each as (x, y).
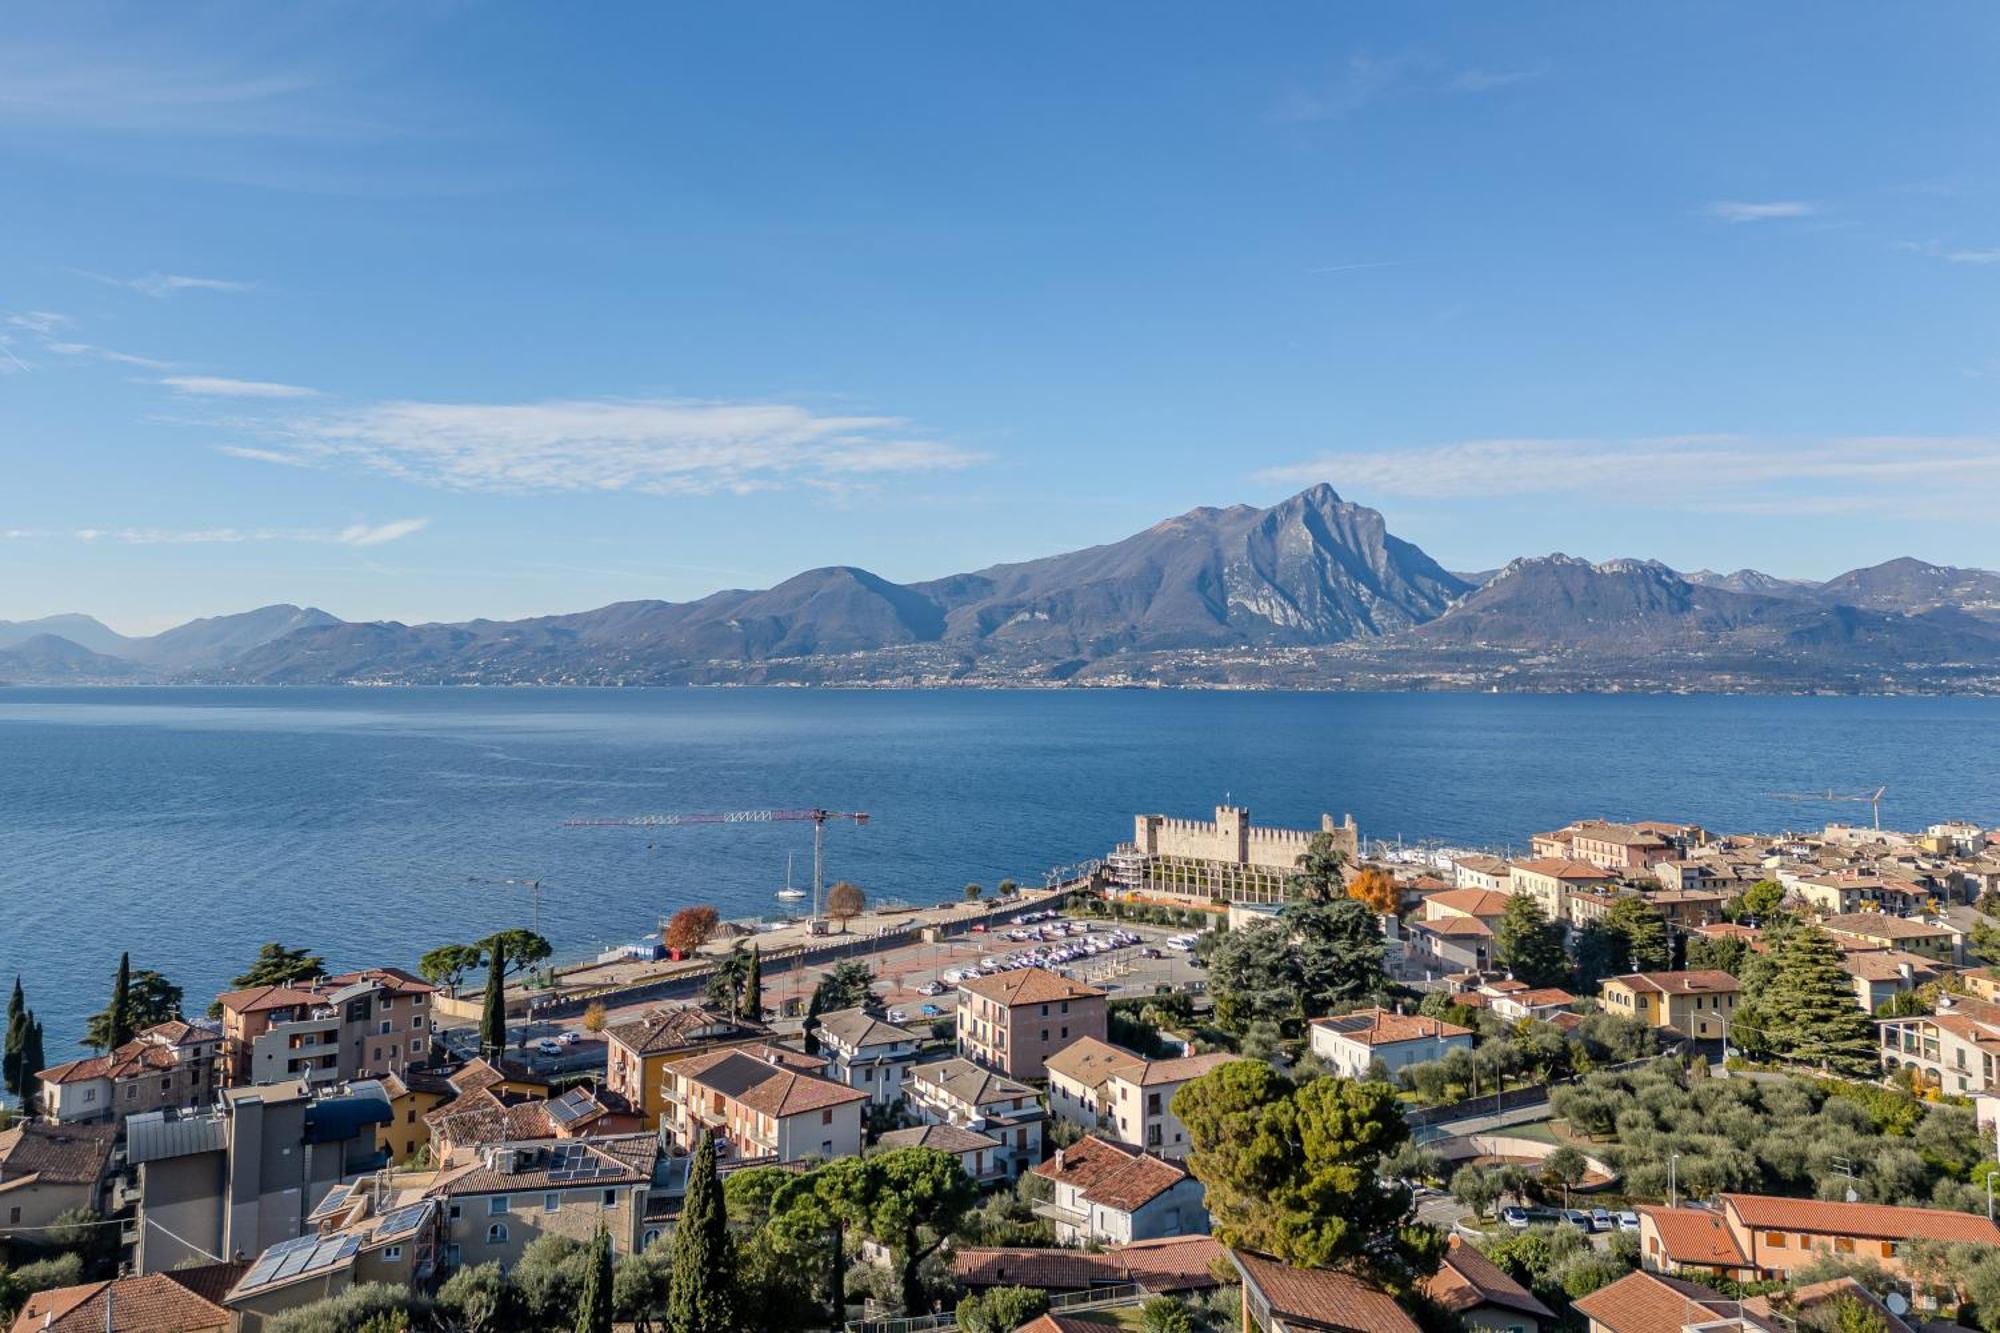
top-left (955, 1285), bottom-right (1049, 1333)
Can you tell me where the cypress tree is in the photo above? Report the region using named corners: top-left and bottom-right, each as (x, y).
top-left (108, 953), bottom-right (134, 1051)
top-left (3, 977), bottom-right (24, 1096)
top-left (1766, 926), bottom-right (1878, 1077)
top-left (743, 947), bottom-right (762, 1023)
top-left (802, 988), bottom-right (822, 1057)
top-left (575, 1224), bottom-right (613, 1333)
top-left (665, 1129), bottom-right (737, 1333)
top-left (1493, 894), bottom-right (1568, 988)
top-left (21, 1014), bottom-right (44, 1114)
top-left (480, 939), bottom-right (508, 1057)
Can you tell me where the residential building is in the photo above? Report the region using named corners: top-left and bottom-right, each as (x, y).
top-left (35, 1021), bottom-right (222, 1127)
top-left (1637, 1193), bottom-right (2000, 1281)
top-left (1308, 1008), bottom-right (1474, 1080)
top-left (374, 1069), bottom-right (454, 1163)
top-left (907, 1058), bottom-right (1043, 1178)
top-left (1508, 860), bottom-right (1616, 922)
top-left (601, 1003), bottom-right (771, 1130)
top-left (1820, 913), bottom-right (1962, 965)
top-left (0, 1122), bottom-right (116, 1237)
top-left (815, 1007), bottom-right (918, 1105)
top-left (1452, 854), bottom-right (1513, 894)
top-left (1487, 987), bottom-right (1576, 1023)
top-left (225, 1186), bottom-right (438, 1332)
top-left (7, 1265), bottom-right (246, 1333)
top-left (1841, 949), bottom-right (1940, 1014)
top-left (427, 1135), bottom-right (662, 1271)
top-left (126, 1080), bottom-right (393, 1275)
top-left (1561, 821), bottom-right (1679, 871)
top-left (954, 1235), bottom-right (1226, 1298)
top-left (1043, 1037), bottom-right (1236, 1158)
top-left (1110, 806), bottom-right (1360, 906)
top-left (1231, 1248), bottom-right (1421, 1333)
top-left (1783, 873), bottom-right (1888, 916)
top-left (422, 1059), bottom-right (559, 1160)
top-left (1405, 888), bottom-right (1513, 976)
top-left (1648, 890), bottom-right (1730, 930)
top-left (1030, 1136), bottom-right (1206, 1245)
top-left (658, 1043), bottom-right (863, 1164)
top-left (955, 966), bottom-right (1107, 1080)
top-left (216, 968), bottom-right (438, 1088)
top-left (1573, 1270), bottom-right (1769, 1333)
top-left (1423, 1235), bottom-right (1554, 1333)
top-left (876, 1122), bottom-right (1007, 1185)
top-left (1600, 971), bottom-right (1739, 1040)
top-left (1879, 993), bottom-right (2000, 1095)
top-left (1655, 860), bottom-right (1728, 893)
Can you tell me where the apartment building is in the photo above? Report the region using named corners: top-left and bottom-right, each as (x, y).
top-left (1600, 971), bottom-right (1739, 1040)
top-left (1820, 913), bottom-right (1962, 965)
top-left (1637, 1193), bottom-right (2000, 1280)
top-left (815, 1007), bottom-right (919, 1105)
top-left (1111, 806), bottom-right (1360, 906)
top-left (1507, 861), bottom-right (1615, 922)
top-left (1842, 950), bottom-right (1940, 1014)
top-left (36, 1020), bottom-right (222, 1128)
top-left (1030, 1136), bottom-right (1207, 1246)
top-left (1309, 1008), bottom-right (1474, 1080)
top-left (216, 968), bottom-right (438, 1088)
top-left (601, 1003), bottom-right (771, 1130)
top-left (126, 1080), bottom-right (393, 1275)
top-left (908, 1058), bottom-right (1043, 1178)
top-left (0, 1121), bottom-right (117, 1237)
top-left (1879, 994), bottom-right (2000, 1095)
top-left (1560, 821), bottom-right (1679, 871)
top-left (1405, 888), bottom-right (1512, 976)
top-left (224, 1185), bottom-right (437, 1332)
top-left (428, 1135), bottom-right (662, 1271)
top-left (955, 966), bottom-right (1107, 1080)
top-left (1043, 1037), bottom-right (1236, 1158)
top-left (876, 1122), bottom-right (1008, 1186)
top-left (659, 1044), bottom-right (863, 1164)
top-left (1451, 855), bottom-right (1513, 894)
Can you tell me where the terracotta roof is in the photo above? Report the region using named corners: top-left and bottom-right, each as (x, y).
top-left (1843, 950), bottom-right (1939, 983)
top-left (446, 1057), bottom-right (509, 1096)
top-left (1230, 1250), bottom-right (1420, 1333)
top-left (1571, 1270), bottom-right (1757, 1333)
top-left (1741, 1278), bottom-right (1915, 1333)
top-left (1636, 1205), bottom-right (1753, 1269)
top-left (674, 1046), bottom-right (864, 1118)
top-left (957, 966), bottom-right (1106, 1007)
top-left (0, 1121), bottom-right (117, 1186)
top-left (1016, 1318), bottom-right (1115, 1333)
top-left (1823, 914), bottom-right (1955, 940)
top-left (815, 1007), bottom-right (914, 1050)
top-left (1720, 1192), bottom-right (2000, 1245)
top-left (1032, 1135), bottom-right (1190, 1213)
top-left (1424, 1236), bottom-right (1555, 1322)
top-left (604, 1004), bottom-right (766, 1057)
top-left (1424, 889), bottom-right (1514, 918)
top-left (324, 966), bottom-right (437, 995)
top-left (1412, 916), bottom-right (1492, 939)
top-left (1498, 987), bottom-right (1575, 1008)
top-left (954, 1236), bottom-right (1225, 1293)
top-left (37, 1022), bottom-right (219, 1086)
top-left (1044, 1036), bottom-right (1141, 1086)
top-left (1134, 1051), bottom-right (1239, 1086)
top-left (6, 1270), bottom-right (236, 1333)
top-left (1608, 970), bottom-right (1741, 996)
top-left (431, 1135), bottom-right (657, 1196)
top-left (910, 1058), bottom-right (1034, 1108)
top-left (1512, 859), bottom-right (1613, 880)
top-left (876, 1123), bottom-right (1000, 1155)
top-left (1311, 1008), bottom-right (1472, 1047)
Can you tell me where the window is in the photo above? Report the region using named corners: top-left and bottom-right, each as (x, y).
top-left (1835, 1237), bottom-right (1855, 1254)
top-left (602, 1189), bottom-right (618, 1207)
top-left (384, 1245), bottom-right (403, 1261)
top-left (83, 1089), bottom-right (95, 1103)
top-left (821, 1140), bottom-right (833, 1156)
top-left (126, 1085), bottom-right (136, 1100)
top-left (1881, 1241), bottom-right (1896, 1258)
top-left (1040, 1030), bottom-right (1049, 1043)
top-left (821, 1109), bottom-right (833, 1125)
top-left (411, 1038), bottom-right (425, 1053)
top-left (1766, 1232), bottom-right (1787, 1248)
top-left (448, 1203), bottom-right (462, 1220)
top-left (7, 1207), bottom-right (18, 1225)
top-left (643, 1228), bottom-right (661, 1248)
top-left (380, 1021), bottom-right (393, 1035)
top-left (486, 1224), bottom-right (508, 1245)
top-left (489, 1196), bottom-right (511, 1215)
top-left (544, 1193), bottom-right (560, 1212)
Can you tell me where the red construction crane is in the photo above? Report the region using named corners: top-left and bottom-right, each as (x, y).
top-left (565, 809), bottom-right (869, 920)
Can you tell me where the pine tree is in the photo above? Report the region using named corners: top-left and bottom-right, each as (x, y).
top-left (665, 1129), bottom-right (737, 1333)
top-left (576, 1224), bottom-right (613, 1333)
top-left (802, 989), bottom-right (822, 1057)
top-left (3, 977), bottom-right (24, 1096)
top-left (1493, 894), bottom-right (1568, 988)
top-left (480, 938), bottom-right (508, 1057)
top-left (108, 953), bottom-right (134, 1051)
top-left (1604, 897), bottom-right (1669, 974)
top-left (1765, 926), bottom-right (1878, 1076)
top-left (742, 947), bottom-right (762, 1023)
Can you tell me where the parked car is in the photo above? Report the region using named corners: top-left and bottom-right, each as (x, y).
top-left (919, 1003), bottom-right (942, 1017)
top-left (917, 980), bottom-right (945, 996)
top-left (557, 1031), bottom-right (582, 1046)
top-left (1616, 1211), bottom-right (1641, 1233)
top-left (886, 1008), bottom-right (907, 1024)
top-left (1559, 1209), bottom-right (1597, 1232)
top-left (534, 1037), bottom-right (563, 1056)
top-left (1501, 1206), bottom-right (1560, 1230)
top-left (1590, 1208), bottom-right (1613, 1230)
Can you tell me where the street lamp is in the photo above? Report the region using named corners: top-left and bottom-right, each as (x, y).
top-left (1669, 1151), bottom-right (1681, 1209)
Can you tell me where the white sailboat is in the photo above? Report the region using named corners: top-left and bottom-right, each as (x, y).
top-left (775, 852), bottom-right (806, 902)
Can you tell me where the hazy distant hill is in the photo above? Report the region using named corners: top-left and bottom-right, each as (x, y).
top-left (8, 488), bottom-right (2000, 691)
top-left (0, 613), bottom-right (132, 657)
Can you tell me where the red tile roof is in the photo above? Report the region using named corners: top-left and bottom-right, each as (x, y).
top-left (1424, 1237), bottom-right (1555, 1322)
top-left (957, 966), bottom-right (1106, 1007)
top-left (1031, 1135), bottom-right (1191, 1212)
top-left (1311, 1008), bottom-right (1472, 1047)
top-left (1424, 889), bottom-right (1514, 918)
top-left (1637, 1205), bottom-right (1752, 1269)
top-left (6, 1270), bottom-right (236, 1333)
top-left (1571, 1270), bottom-right (1754, 1333)
top-left (954, 1236), bottom-right (1225, 1293)
top-left (0, 1122), bottom-right (118, 1186)
top-left (1230, 1250), bottom-right (1420, 1333)
top-left (1608, 970), bottom-right (1741, 996)
top-left (1720, 1192), bottom-right (2000, 1246)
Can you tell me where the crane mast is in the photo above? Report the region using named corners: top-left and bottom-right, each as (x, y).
top-left (566, 808), bottom-right (869, 921)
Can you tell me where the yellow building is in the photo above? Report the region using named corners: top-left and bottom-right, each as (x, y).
top-left (602, 1004), bottom-right (772, 1129)
top-left (1600, 970), bottom-right (1739, 1040)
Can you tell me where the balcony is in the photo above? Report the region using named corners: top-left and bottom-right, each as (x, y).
top-left (1031, 1200), bottom-right (1088, 1228)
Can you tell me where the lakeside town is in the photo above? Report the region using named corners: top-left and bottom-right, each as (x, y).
top-left (6, 804), bottom-right (2000, 1332)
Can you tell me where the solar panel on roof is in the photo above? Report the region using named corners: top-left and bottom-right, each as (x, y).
top-left (307, 1184), bottom-right (351, 1221)
top-left (373, 1201), bottom-right (433, 1239)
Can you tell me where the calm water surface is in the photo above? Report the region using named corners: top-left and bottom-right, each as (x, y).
top-left (1, 687), bottom-right (1996, 1047)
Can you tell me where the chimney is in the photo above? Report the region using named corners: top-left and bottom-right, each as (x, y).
top-left (1898, 962), bottom-right (1914, 983)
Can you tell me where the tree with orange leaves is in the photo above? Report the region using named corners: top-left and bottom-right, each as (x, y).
top-left (1347, 866), bottom-right (1399, 916)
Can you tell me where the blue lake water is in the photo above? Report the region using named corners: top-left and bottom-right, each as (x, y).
top-left (2, 686), bottom-right (1997, 1048)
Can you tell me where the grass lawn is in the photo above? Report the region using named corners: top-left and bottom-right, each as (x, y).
top-left (1499, 1118), bottom-right (1560, 1145)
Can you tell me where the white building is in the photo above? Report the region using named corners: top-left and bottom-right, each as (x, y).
top-left (1043, 1037), bottom-right (1238, 1159)
top-left (1030, 1135), bottom-right (1208, 1246)
top-left (1308, 1008), bottom-right (1474, 1080)
top-left (814, 1008), bottom-right (918, 1106)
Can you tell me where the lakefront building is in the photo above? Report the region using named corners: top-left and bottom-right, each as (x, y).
top-left (215, 968), bottom-right (438, 1088)
top-left (955, 966), bottom-right (1107, 1080)
top-left (35, 1021), bottom-right (222, 1128)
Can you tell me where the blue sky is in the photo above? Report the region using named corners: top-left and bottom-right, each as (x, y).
top-left (3, 3), bottom-right (1997, 632)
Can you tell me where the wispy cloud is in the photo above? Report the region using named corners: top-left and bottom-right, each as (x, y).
top-left (1278, 52), bottom-right (1547, 121)
top-left (79, 270), bottom-right (253, 298)
top-left (1307, 260), bottom-right (1409, 275)
top-left (6, 310), bottom-right (70, 336)
top-left (47, 341), bottom-right (176, 369)
top-left (1897, 239), bottom-right (2000, 266)
top-left (1704, 200), bottom-right (1817, 224)
top-left (159, 375), bottom-right (318, 399)
top-left (4, 520), bottom-right (428, 547)
top-left (1254, 435), bottom-right (2000, 518)
top-left (222, 396), bottom-right (984, 496)
top-left (4, 309), bottom-right (174, 369)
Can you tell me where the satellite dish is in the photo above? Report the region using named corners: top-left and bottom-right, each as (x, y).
top-left (1886, 1292), bottom-right (1910, 1317)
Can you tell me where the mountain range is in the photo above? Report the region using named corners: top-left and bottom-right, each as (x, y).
top-left (6, 484), bottom-right (2000, 692)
